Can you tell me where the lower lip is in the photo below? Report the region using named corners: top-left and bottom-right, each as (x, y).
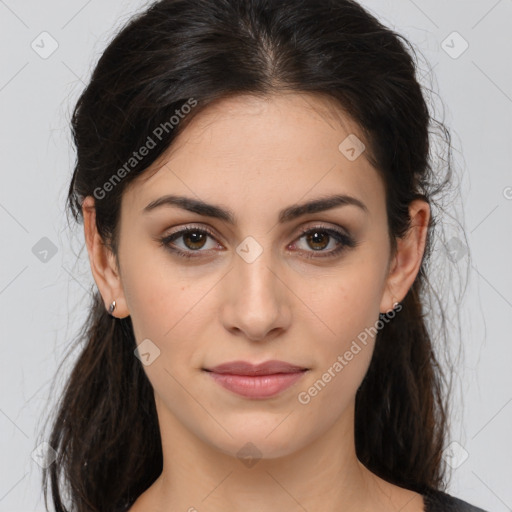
top-left (205, 371), bottom-right (307, 399)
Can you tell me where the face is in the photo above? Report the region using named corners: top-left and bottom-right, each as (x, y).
top-left (105, 92), bottom-right (406, 459)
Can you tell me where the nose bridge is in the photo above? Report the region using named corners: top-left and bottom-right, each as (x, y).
top-left (234, 234), bottom-right (280, 303)
top-left (222, 233), bottom-right (289, 339)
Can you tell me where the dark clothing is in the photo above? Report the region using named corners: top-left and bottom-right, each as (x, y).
top-left (423, 487), bottom-right (489, 511)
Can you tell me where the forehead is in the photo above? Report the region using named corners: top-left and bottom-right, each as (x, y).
top-left (122, 92), bottom-right (385, 220)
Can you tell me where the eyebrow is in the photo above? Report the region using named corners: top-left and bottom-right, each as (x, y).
top-left (143, 193), bottom-right (368, 224)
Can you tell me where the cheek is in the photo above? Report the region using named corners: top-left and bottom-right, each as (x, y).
top-left (120, 245), bottom-right (219, 372)
top-left (297, 250), bottom-right (387, 396)
top-left (119, 234), bottom-right (187, 333)
top-left (295, 279), bottom-right (381, 425)
top-left (122, 267), bottom-right (170, 343)
top-left (309, 256), bottom-right (387, 344)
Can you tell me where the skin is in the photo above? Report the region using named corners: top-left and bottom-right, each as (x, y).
top-left (82, 92), bottom-right (430, 512)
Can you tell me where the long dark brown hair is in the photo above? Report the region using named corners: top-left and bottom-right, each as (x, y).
top-left (39, 0), bottom-right (467, 510)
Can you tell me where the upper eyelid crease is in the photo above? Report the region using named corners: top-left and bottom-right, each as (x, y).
top-left (165, 222), bottom-right (348, 240)
top-left (161, 224), bottom-right (354, 259)
top-left (143, 193), bottom-right (368, 224)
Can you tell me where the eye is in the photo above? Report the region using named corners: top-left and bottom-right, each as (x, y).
top-left (289, 225), bottom-right (357, 259)
top-left (159, 225), bottom-right (220, 259)
top-left (159, 224), bottom-right (357, 260)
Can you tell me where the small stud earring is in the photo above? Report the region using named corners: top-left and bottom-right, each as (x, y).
top-left (383, 297), bottom-right (399, 314)
top-left (108, 300), bottom-right (116, 315)
top-left (391, 296), bottom-right (400, 311)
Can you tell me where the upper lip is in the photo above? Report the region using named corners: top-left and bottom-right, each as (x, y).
top-left (204, 360), bottom-right (308, 376)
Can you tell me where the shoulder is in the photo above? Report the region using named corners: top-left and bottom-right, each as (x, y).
top-left (422, 487), bottom-right (490, 512)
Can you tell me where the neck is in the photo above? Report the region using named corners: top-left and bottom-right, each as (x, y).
top-left (148, 398), bottom-right (386, 512)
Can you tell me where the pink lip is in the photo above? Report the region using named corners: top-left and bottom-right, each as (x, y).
top-left (203, 360), bottom-right (309, 399)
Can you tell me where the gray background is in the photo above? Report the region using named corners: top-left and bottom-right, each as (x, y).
top-left (0, 0), bottom-right (511, 510)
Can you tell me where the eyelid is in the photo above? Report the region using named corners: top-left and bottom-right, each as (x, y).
top-left (162, 221), bottom-right (349, 239)
top-left (295, 222), bottom-right (350, 238)
top-left (162, 223), bottom-right (222, 244)
top-left (160, 221), bottom-right (356, 258)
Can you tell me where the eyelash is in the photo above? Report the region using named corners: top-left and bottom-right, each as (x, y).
top-left (159, 224), bottom-right (357, 260)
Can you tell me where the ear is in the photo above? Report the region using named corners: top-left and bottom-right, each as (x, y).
top-left (379, 199), bottom-right (430, 314)
top-left (82, 196), bottom-right (130, 318)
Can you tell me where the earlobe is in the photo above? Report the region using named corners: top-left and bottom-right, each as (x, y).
top-left (379, 199), bottom-right (430, 314)
top-left (81, 196), bottom-right (130, 318)
top-left (108, 300), bottom-right (117, 315)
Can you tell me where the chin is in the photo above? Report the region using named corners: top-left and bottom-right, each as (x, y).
top-left (205, 421), bottom-right (308, 462)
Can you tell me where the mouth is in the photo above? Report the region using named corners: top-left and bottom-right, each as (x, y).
top-left (202, 360), bottom-right (309, 399)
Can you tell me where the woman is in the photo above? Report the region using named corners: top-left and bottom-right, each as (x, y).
top-left (41, 0), bottom-right (489, 510)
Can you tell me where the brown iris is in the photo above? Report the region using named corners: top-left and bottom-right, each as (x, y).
top-left (306, 231), bottom-right (330, 251)
top-left (183, 231), bottom-right (208, 250)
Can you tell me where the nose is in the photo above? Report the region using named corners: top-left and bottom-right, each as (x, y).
top-left (220, 243), bottom-right (292, 342)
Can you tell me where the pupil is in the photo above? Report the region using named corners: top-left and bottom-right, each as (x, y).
top-left (308, 231), bottom-right (328, 250)
top-left (185, 232), bottom-right (206, 249)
